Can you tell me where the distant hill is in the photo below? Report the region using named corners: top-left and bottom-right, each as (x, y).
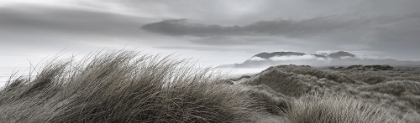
top-left (328, 51), bottom-right (356, 59)
top-left (219, 51), bottom-right (420, 68)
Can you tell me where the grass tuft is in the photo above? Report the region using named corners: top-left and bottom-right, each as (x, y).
top-left (285, 94), bottom-right (401, 123)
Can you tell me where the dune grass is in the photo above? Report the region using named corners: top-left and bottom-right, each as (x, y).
top-left (0, 51), bottom-right (260, 123)
top-left (285, 94), bottom-right (400, 123)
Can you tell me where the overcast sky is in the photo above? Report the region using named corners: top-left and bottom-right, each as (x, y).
top-left (1, 0), bottom-right (420, 69)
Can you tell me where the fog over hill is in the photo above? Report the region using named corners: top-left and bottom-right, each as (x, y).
top-left (219, 51), bottom-right (420, 68)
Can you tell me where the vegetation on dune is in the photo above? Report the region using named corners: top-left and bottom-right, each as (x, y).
top-left (285, 94), bottom-right (399, 123)
top-left (1, 51), bottom-right (419, 122)
top-left (0, 51), bottom-right (265, 123)
top-left (235, 64), bottom-right (420, 122)
top-left (243, 65), bottom-right (356, 97)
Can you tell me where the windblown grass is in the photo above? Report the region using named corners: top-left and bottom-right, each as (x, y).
top-left (0, 51), bottom-right (259, 123)
top-left (285, 94), bottom-right (400, 123)
top-left (234, 64), bottom-right (417, 122)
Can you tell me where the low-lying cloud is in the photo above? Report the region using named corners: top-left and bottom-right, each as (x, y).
top-left (269, 55), bottom-right (319, 61)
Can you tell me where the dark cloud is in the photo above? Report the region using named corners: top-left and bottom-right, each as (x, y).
top-left (142, 19), bottom-right (245, 37)
top-left (142, 14), bottom-right (420, 49)
top-left (190, 36), bottom-right (297, 46)
top-left (142, 14), bottom-right (419, 38)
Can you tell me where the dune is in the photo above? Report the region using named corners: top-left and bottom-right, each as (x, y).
top-left (1, 51), bottom-right (419, 122)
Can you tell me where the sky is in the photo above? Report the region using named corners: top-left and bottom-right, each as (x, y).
top-left (1, 0), bottom-right (420, 70)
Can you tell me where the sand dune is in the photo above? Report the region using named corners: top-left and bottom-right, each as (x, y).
top-left (1, 51), bottom-right (419, 122)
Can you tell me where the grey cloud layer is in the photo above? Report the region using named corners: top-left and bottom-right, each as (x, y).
top-left (142, 14), bottom-right (420, 38)
top-left (191, 36), bottom-right (292, 46)
top-left (0, 5), bottom-right (152, 44)
top-left (142, 14), bottom-right (420, 49)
